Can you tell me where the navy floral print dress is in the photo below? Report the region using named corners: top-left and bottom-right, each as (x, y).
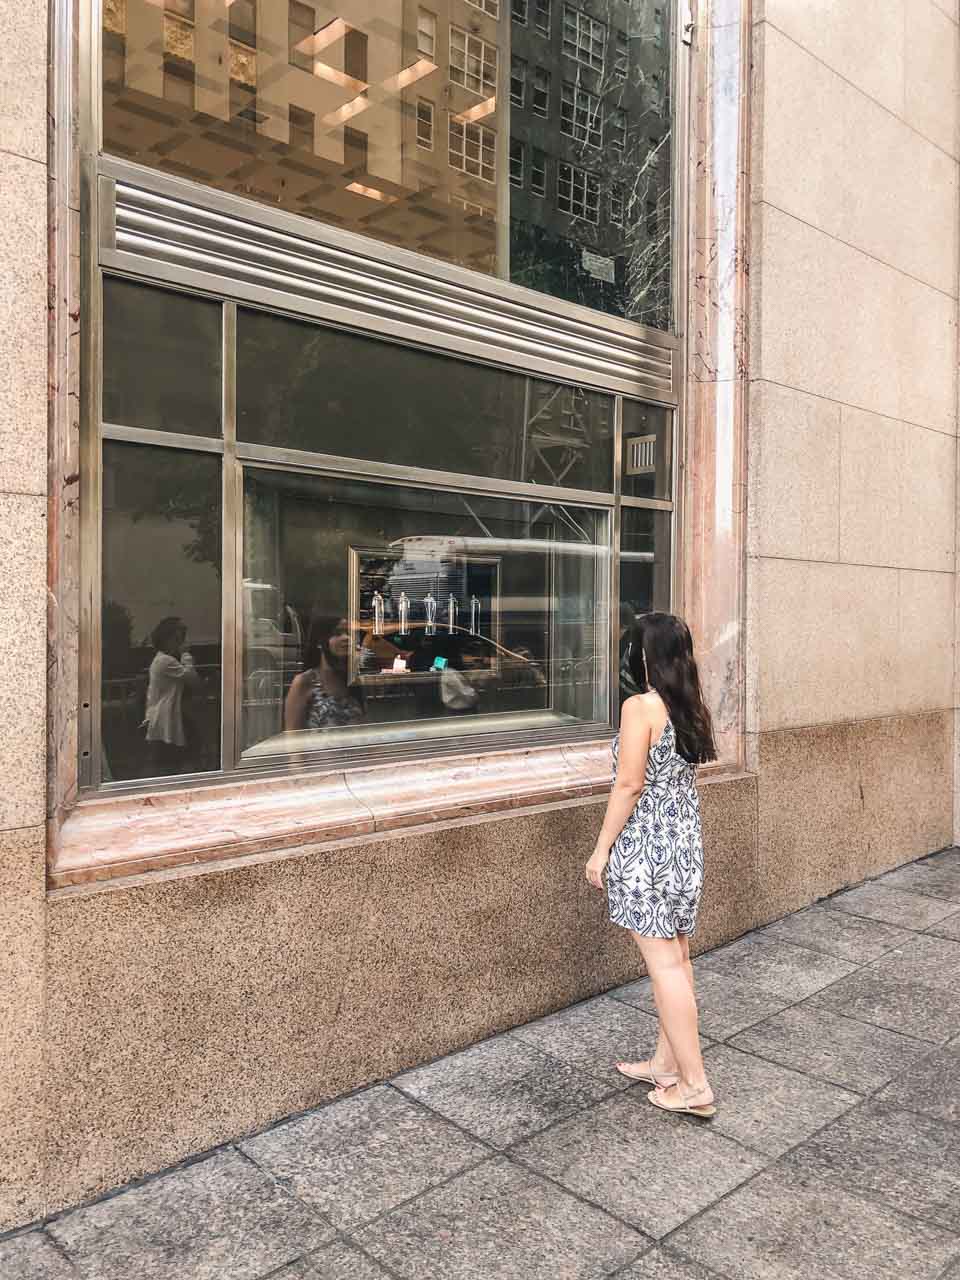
top-left (607, 718), bottom-right (705, 938)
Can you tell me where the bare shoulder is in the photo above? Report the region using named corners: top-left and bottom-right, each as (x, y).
top-left (620, 693), bottom-right (660, 741)
top-left (621, 691), bottom-right (661, 722)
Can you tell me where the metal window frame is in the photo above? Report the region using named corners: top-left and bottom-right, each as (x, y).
top-left (77, 0), bottom-right (690, 795)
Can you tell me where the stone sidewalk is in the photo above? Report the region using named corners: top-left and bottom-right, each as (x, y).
top-left (6, 849), bottom-right (960, 1280)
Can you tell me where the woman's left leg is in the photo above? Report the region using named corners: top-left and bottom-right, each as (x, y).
top-left (615, 934), bottom-right (696, 1083)
top-left (631, 932), bottom-right (711, 1104)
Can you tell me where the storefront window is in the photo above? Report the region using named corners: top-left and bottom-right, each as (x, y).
top-left (100, 0), bottom-right (673, 327)
top-left (236, 307), bottom-right (615, 491)
top-left (101, 441), bottom-right (223, 782)
top-left (241, 471), bottom-right (610, 760)
top-left (91, 276), bottom-right (674, 788)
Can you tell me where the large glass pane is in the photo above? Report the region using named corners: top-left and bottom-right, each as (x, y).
top-left (101, 442), bottom-right (222, 781)
top-left (621, 399), bottom-right (672, 500)
top-left (103, 278), bottom-right (223, 436)
top-left (618, 504), bottom-right (670, 703)
top-left (102, 1), bottom-right (672, 326)
top-left (241, 468), bottom-right (610, 758)
top-left (237, 307), bottom-right (614, 490)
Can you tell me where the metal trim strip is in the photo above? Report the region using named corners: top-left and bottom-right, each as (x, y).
top-left (98, 166), bottom-right (679, 403)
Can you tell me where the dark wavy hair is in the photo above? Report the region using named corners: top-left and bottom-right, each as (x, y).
top-left (626, 612), bottom-right (717, 764)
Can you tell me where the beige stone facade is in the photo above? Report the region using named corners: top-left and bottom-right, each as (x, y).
top-left (0, 0), bottom-right (957, 1231)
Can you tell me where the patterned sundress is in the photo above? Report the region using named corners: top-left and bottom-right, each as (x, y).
top-left (607, 717), bottom-right (705, 938)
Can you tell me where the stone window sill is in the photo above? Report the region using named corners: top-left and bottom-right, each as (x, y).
top-left (48, 740), bottom-right (620, 888)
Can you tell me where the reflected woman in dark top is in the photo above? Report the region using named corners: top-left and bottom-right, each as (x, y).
top-left (284, 615), bottom-right (364, 731)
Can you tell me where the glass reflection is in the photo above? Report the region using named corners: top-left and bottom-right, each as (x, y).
top-left (102, 0), bottom-right (672, 325)
top-left (241, 469), bottom-right (610, 757)
top-left (237, 306), bottom-right (615, 490)
top-left (103, 277), bottom-right (223, 437)
top-left (101, 442), bottom-right (223, 781)
top-left (618, 504), bottom-right (670, 703)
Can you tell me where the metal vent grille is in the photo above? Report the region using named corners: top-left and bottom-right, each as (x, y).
top-left (100, 165), bottom-right (678, 402)
top-left (625, 434), bottom-right (658, 475)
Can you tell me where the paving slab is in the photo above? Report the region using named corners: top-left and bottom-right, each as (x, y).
top-left (511, 1092), bottom-right (765, 1240)
top-left (699, 1043), bottom-right (859, 1156)
top-left (875, 1039), bottom-right (960, 1124)
top-left (878, 861), bottom-right (960, 903)
top-left (866, 932), bottom-right (960, 990)
top-left (616, 1247), bottom-right (724, 1279)
top-left (921, 847), bottom-right (960, 868)
top-left (695, 935), bottom-right (857, 1000)
top-left (508, 995), bottom-right (666, 1087)
top-left (728, 1003), bottom-right (929, 1093)
top-left (806, 966), bottom-right (960, 1043)
top-left (352, 1156), bottom-right (647, 1280)
top-left (47, 1150), bottom-right (332, 1280)
top-left (393, 1031), bottom-right (614, 1148)
top-left (823, 882), bottom-right (959, 929)
top-left (926, 910), bottom-right (960, 940)
top-left (0, 1233), bottom-right (79, 1280)
top-left (271, 1239), bottom-right (396, 1278)
top-left (759, 904), bottom-right (916, 963)
top-left (667, 1162), bottom-right (960, 1280)
top-left (608, 968), bottom-right (791, 1041)
top-left (240, 1085), bottom-right (487, 1231)
top-left (782, 1101), bottom-right (960, 1232)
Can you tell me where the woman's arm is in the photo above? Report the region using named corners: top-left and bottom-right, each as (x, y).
top-left (283, 672), bottom-right (312, 732)
top-left (585, 697), bottom-right (652, 886)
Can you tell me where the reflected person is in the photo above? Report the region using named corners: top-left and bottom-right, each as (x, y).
top-left (142, 615), bottom-right (201, 776)
top-left (284, 615), bottom-right (364, 731)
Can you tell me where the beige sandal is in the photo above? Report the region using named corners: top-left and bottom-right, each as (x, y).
top-left (647, 1083), bottom-right (717, 1118)
top-left (615, 1059), bottom-right (680, 1087)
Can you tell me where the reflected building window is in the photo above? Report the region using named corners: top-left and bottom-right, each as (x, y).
top-left (614, 30), bottom-right (629, 80)
top-left (610, 183), bottom-right (624, 226)
top-left (450, 27), bottom-right (498, 97)
top-left (561, 5), bottom-right (606, 72)
top-left (467, 0), bottom-right (501, 16)
top-left (449, 119), bottom-right (496, 183)
top-left (417, 8), bottom-right (437, 59)
top-left (532, 65), bottom-right (551, 117)
top-left (513, 0), bottom-right (529, 24)
top-left (531, 149), bottom-right (547, 197)
top-left (560, 83), bottom-right (603, 148)
top-left (557, 163), bottom-right (600, 224)
top-left (511, 56), bottom-right (527, 108)
top-left (416, 100), bottom-right (435, 151)
top-left (534, 0), bottom-right (552, 36)
top-left (510, 138), bottom-right (525, 188)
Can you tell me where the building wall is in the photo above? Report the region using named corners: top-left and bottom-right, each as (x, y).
top-left (0, 0), bottom-right (50, 1231)
top-left (746, 0), bottom-right (960, 918)
top-left (1, 0), bottom-right (958, 1233)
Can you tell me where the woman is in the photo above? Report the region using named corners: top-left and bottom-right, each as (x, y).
top-left (142, 615), bottom-right (201, 776)
top-left (585, 612), bottom-right (717, 1118)
top-left (284, 615), bottom-right (364, 731)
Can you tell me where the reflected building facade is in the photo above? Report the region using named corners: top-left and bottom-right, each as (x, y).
top-left (101, 0), bottom-right (671, 323)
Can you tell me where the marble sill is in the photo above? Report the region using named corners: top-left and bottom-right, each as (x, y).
top-left (46, 740), bottom-right (619, 889)
top-left (48, 744), bottom-right (751, 891)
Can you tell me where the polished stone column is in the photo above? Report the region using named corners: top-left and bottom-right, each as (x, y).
top-left (0, 0), bottom-right (52, 1232)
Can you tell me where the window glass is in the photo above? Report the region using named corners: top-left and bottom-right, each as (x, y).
top-left (241, 470), bottom-right (610, 759)
top-left (621, 400), bottom-right (673, 500)
top-left (236, 307), bottom-right (615, 491)
top-left (618, 505), bottom-right (671, 704)
top-left (101, 442), bottom-right (222, 782)
top-left (102, 278), bottom-right (222, 436)
top-left (101, 0), bottom-right (673, 327)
